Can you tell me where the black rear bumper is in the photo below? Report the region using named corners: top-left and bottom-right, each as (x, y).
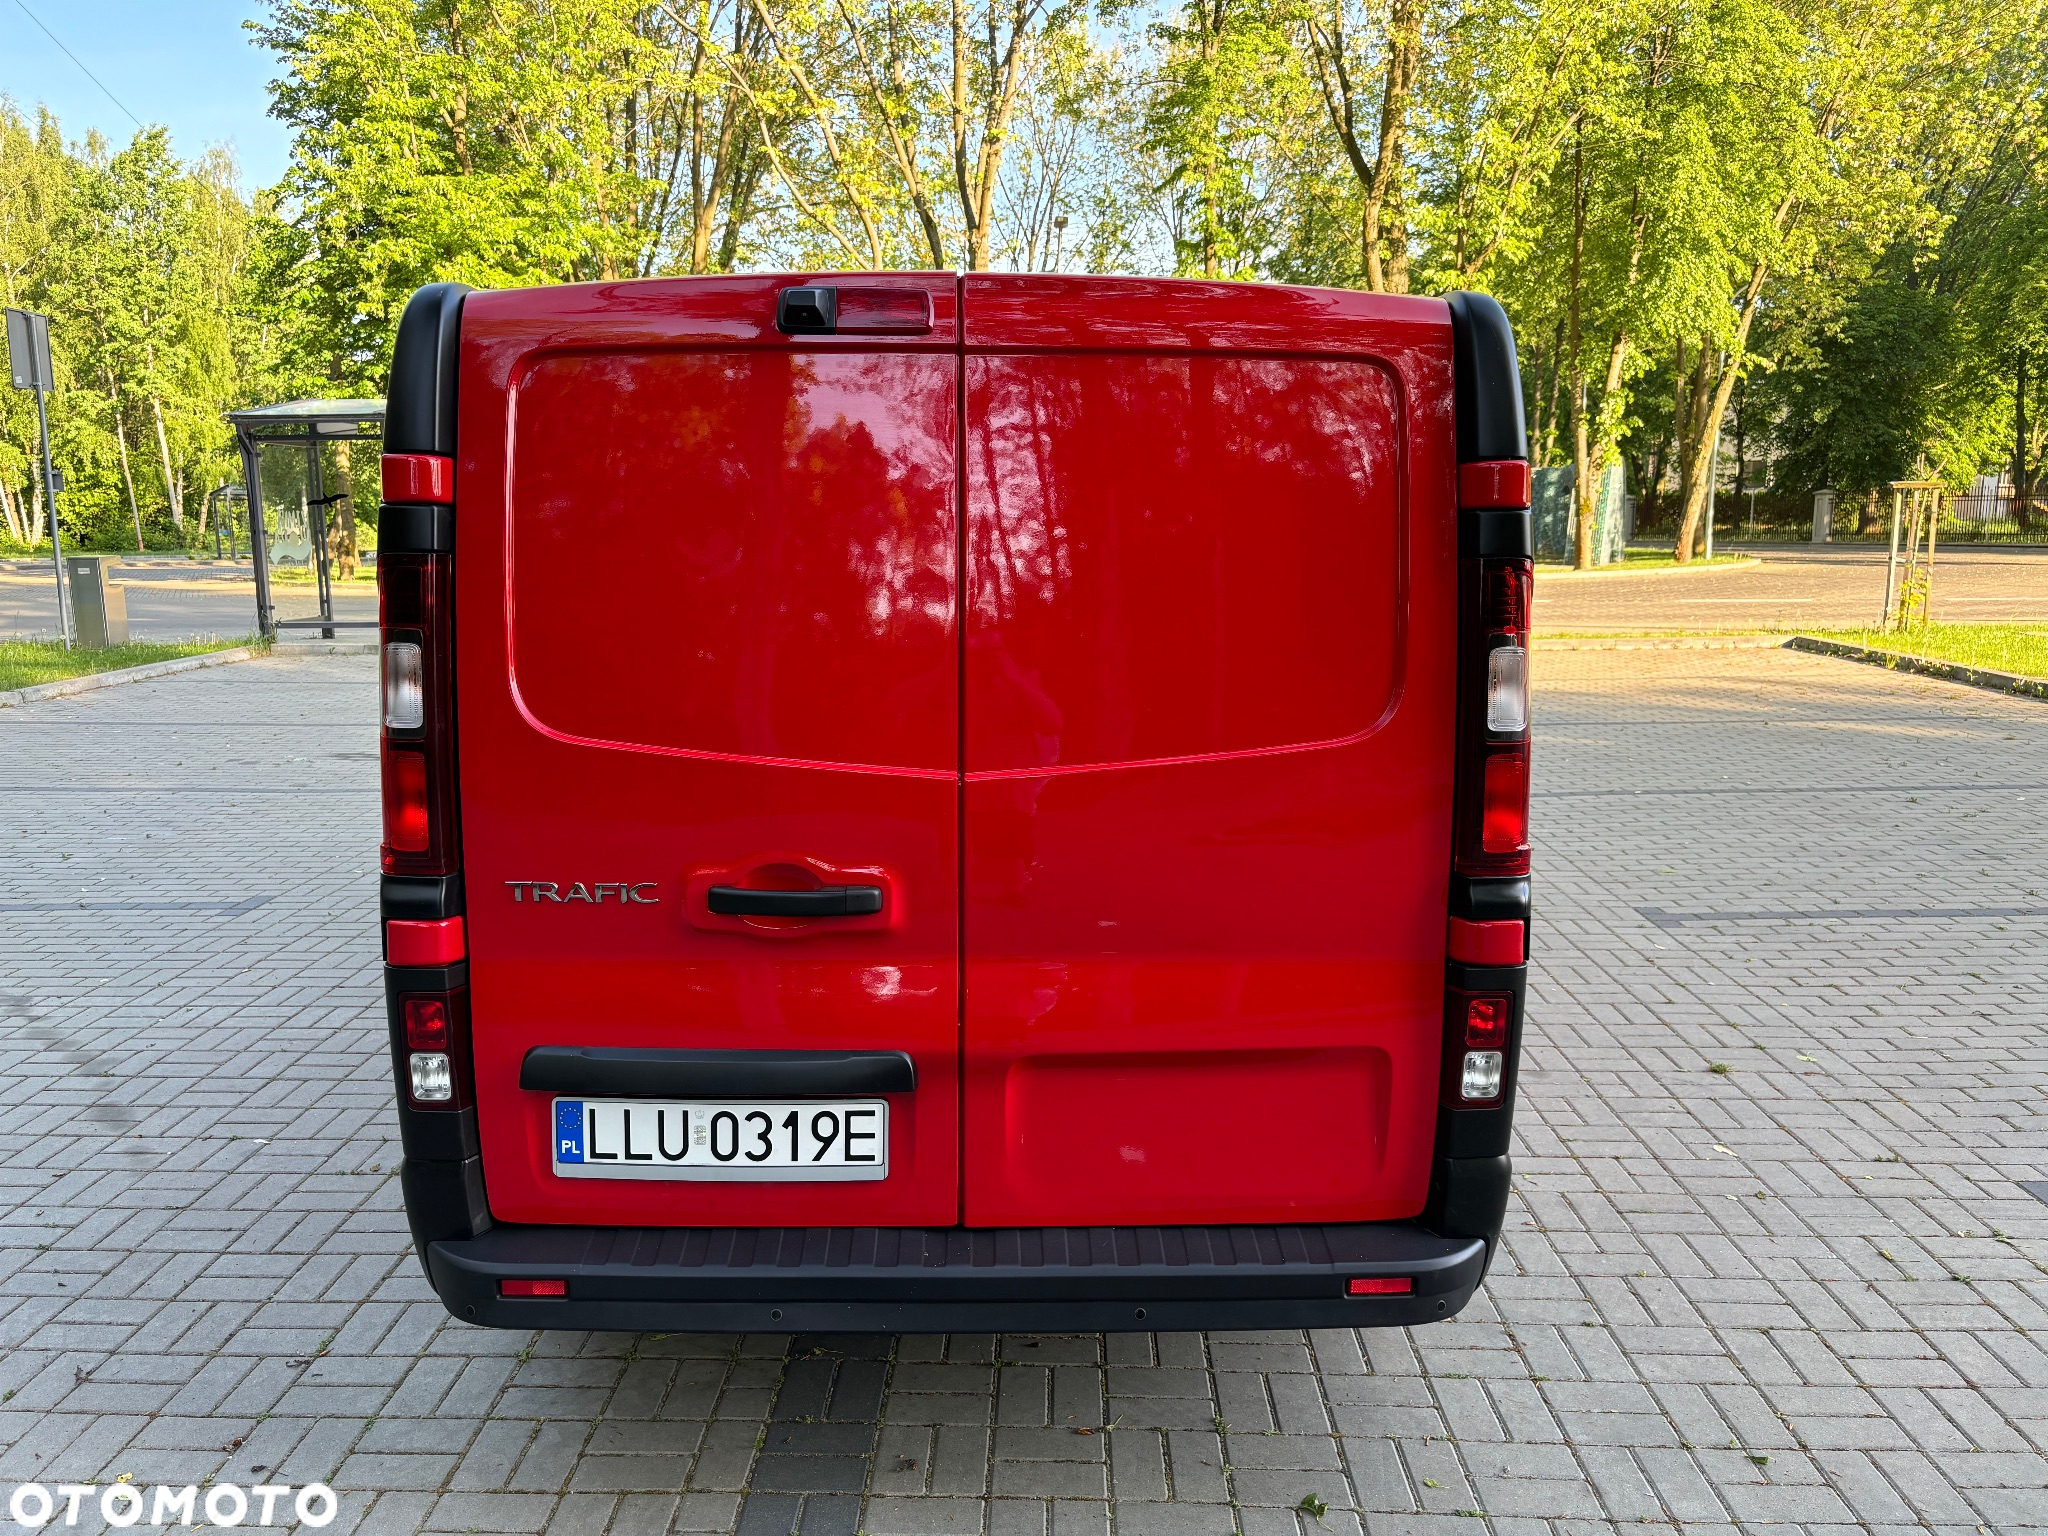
top-left (426, 1221), bottom-right (1486, 1333)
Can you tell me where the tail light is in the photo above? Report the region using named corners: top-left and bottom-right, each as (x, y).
top-left (400, 989), bottom-right (472, 1109)
top-left (1444, 990), bottom-right (1514, 1107)
top-left (379, 553), bottom-right (460, 875)
top-left (1455, 555), bottom-right (1532, 876)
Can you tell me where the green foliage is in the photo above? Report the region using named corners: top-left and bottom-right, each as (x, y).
top-left (3, 0), bottom-right (2044, 538)
top-left (0, 102), bottom-right (263, 554)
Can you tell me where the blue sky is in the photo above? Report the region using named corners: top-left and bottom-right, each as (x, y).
top-left (1, 0), bottom-right (292, 188)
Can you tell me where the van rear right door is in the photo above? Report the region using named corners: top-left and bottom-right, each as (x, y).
top-left (960, 277), bottom-right (1462, 1228)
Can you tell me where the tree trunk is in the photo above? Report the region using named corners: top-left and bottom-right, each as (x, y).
top-left (29, 467), bottom-right (46, 546)
top-left (149, 392), bottom-right (184, 532)
top-left (1200, 8), bottom-right (1222, 278)
top-left (1731, 378), bottom-right (1746, 503)
top-left (1581, 330), bottom-right (1630, 566)
top-left (333, 440), bottom-right (359, 579)
top-left (1363, 0), bottom-right (1416, 294)
top-left (1543, 318), bottom-right (1566, 466)
top-left (1671, 344), bottom-right (1714, 562)
top-left (109, 383), bottom-right (145, 552)
top-left (1567, 131), bottom-right (1591, 570)
top-left (1673, 260), bottom-right (1770, 561)
top-left (0, 478), bottom-right (22, 544)
top-left (2016, 352), bottom-right (2034, 530)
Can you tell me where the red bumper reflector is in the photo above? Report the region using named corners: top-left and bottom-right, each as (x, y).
top-left (382, 453), bottom-right (454, 504)
top-left (387, 917), bottom-right (466, 967)
top-left (1348, 1276), bottom-right (1413, 1296)
top-left (1458, 460), bottom-right (1532, 509)
top-left (499, 1279), bottom-right (568, 1298)
top-left (1448, 917), bottom-right (1525, 966)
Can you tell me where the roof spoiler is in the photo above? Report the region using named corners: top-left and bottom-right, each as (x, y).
top-left (386, 283), bottom-right (472, 457)
top-left (1445, 291), bottom-right (1527, 465)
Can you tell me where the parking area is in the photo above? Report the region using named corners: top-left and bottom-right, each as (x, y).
top-left (0, 560), bottom-right (376, 642)
top-left (0, 645), bottom-right (2043, 1535)
top-left (1533, 544), bottom-right (2048, 633)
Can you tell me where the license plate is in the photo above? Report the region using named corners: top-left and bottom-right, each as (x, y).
top-left (551, 1098), bottom-right (888, 1181)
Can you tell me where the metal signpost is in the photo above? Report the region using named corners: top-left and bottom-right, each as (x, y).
top-left (5, 307), bottom-right (74, 647)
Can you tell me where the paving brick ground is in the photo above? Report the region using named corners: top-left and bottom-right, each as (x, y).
top-left (0, 646), bottom-right (2043, 1535)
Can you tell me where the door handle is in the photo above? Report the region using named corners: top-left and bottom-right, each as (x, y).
top-left (707, 884), bottom-right (884, 917)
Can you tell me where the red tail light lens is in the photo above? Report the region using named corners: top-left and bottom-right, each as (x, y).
top-left (1465, 995), bottom-right (1511, 1049)
top-left (382, 749), bottom-right (429, 851)
top-left (1481, 747), bottom-right (1530, 854)
top-left (403, 997), bottom-right (450, 1049)
top-left (1484, 561), bottom-right (1531, 635)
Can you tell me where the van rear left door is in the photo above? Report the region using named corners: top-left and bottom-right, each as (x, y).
top-left (454, 275), bottom-right (962, 1228)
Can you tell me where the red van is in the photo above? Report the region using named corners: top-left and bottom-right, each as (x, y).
top-left (376, 275), bottom-right (1532, 1333)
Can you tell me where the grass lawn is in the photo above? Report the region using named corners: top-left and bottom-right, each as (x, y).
top-left (0, 636), bottom-right (257, 693)
top-left (268, 565), bottom-right (379, 583)
top-left (1800, 623), bottom-right (2048, 679)
top-left (1537, 550), bottom-right (1756, 573)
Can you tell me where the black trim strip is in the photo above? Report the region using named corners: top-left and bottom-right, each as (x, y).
top-left (379, 503), bottom-right (454, 554)
top-left (520, 1047), bottom-right (916, 1099)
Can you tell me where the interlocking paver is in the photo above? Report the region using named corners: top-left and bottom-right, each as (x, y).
top-left (1, 642), bottom-right (2044, 1534)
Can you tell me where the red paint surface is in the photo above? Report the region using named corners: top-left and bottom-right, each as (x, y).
top-left (456, 275), bottom-right (962, 1228)
top-left (959, 276), bottom-right (1457, 1226)
top-left (383, 453), bottom-right (454, 504)
top-left (387, 916), bottom-right (466, 966)
top-left (1447, 916), bottom-right (1525, 966)
top-left (451, 273), bottom-right (1463, 1228)
top-left (1458, 460), bottom-right (1531, 509)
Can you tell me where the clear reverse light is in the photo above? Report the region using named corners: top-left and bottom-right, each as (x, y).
top-left (1460, 1049), bottom-right (1504, 1102)
top-left (409, 1051), bottom-right (453, 1102)
top-left (1485, 646), bottom-right (1528, 733)
top-left (383, 641), bottom-right (423, 730)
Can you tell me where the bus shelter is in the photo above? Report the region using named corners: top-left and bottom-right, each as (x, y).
top-left (226, 399), bottom-right (384, 638)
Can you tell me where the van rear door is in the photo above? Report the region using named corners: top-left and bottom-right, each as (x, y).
top-left (455, 275), bottom-right (962, 1228)
top-left (960, 277), bottom-right (1461, 1227)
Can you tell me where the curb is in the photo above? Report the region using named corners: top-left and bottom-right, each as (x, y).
top-left (1784, 635), bottom-right (2048, 700)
